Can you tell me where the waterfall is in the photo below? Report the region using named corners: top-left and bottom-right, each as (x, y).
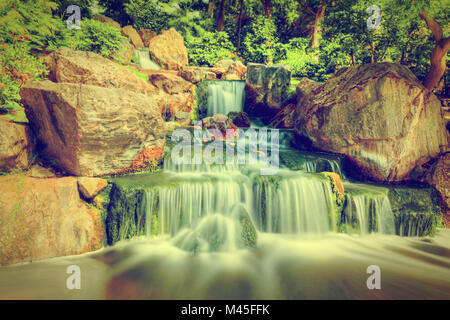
top-left (132, 48), bottom-right (160, 70)
top-left (252, 171), bottom-right (335, 234)
top-left (342, 183), bottom-right (395, 235)
top-left (206, 81), bottom-right (245, 116)
top-left (143, 167), bottom-right (337, 239)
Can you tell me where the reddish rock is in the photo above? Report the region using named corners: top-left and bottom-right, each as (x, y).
top-left (269, 104), bottom-right (296, 129)
top-left (139, 29), bottom-right (157, 47)
top-left (294, 63), bottom-right (447, 182)
top-left (418, 154), bottom-right (450, 227)
top-left (148, 28), bottom-right (189, 71)
top-left (0, 176), bottom-right (104, 265)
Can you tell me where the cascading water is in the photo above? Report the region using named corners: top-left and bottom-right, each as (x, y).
top-left (341, 183), bottom-right (395, 234)
top-left (132, 48), bottom-right (161, 70)
top-left (206, 80), bottom-right (245, 116)
top-left (4, 78), bottom-right (448, 301)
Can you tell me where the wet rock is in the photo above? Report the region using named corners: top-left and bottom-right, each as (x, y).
top-left (0, 176), bottom-right (104, 265)
top-left (228, 111), bottom-right (251, 128)
top-left (201, 114), bottom-right (239, 140)
top-left (294, 63), bottom-right (447, 182)
top-left (245, 63), bottom-right (291, 113)
top-left (388, 187), bottom-right (441, 236)
top-left (412, 153), bottom-right (450, 227)
top-left (148, 28), bottom-right (189, 71)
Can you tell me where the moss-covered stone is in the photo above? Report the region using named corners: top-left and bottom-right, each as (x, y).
top-left (105, 183), bottom-right (146, 245)
top-left (388, 187), bottom-right (441, 236)
top-left (321, 172), bottom-right (345, 230)
top-left (195, 79), bottom-right (211, 120)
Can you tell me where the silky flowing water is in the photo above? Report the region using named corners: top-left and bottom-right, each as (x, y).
top-left (0, 80), bottom-right (449, 299)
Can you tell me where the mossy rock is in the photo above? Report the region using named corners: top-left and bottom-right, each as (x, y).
top-left (321, 172), bottom-right (345, 229)
top-left (388, 187), bottom-right (441, 236)
top-left (105, 183), bottom-right (146, 245)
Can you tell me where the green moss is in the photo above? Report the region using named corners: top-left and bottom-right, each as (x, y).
top-left (116, 63), bottom-right (148, 81)
top-left (195, 79), bottom-right (210, 120)
top-left (388, 187), bottom-right (441, 237)
top-left (238, 213), bottom-right (257, 249)
top-left (105, 183), bottom-right (146, 245)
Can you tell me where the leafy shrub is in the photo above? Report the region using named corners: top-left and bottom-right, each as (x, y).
top-left (0, 42), bottom-right (48, 111)
top-left (124, 0), bottom-right (170, 33)
top-left (241, 15), bottom-right (278, 64)
top-left (67, 18), bottom-right (127, 57)
top-left (186, 30), bottom-right (238, 67)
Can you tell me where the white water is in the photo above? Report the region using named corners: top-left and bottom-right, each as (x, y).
top-left (206, 81), bottom-right (245, 116)
top-left (133, 48), bottom-right (160, 70)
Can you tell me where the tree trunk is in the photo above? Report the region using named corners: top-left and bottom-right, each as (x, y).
top-left (310, 5), bottom-right (325, 48)
top-left (419, 9), bottom-right (450, 91)
top-left (370, 41), bottom-right (377, 63)
top-left (237, 0), bottom-right (244, 51)
top-left (260, 0), bottom-right (272, 18)
top-left (217, 0), bottom-right (227, 32)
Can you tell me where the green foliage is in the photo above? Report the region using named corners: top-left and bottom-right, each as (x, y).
top-left (241, 15), bottom-right (278, 64)
top-left (52, 0), bottom-right (92, 19)
top-left (186, 30), bottom-right (237, 67)
top-left (67, 18), bottom-right (127, 57)
top-left (0, 42), bottom-right (48, 111)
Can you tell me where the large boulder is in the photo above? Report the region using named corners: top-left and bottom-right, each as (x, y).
top-left (294, 63), bottom-right (447, 182)
top-left (269, 104), bottom-right (296, 129)
top-left (122, 25), bottom-right (144, 48)
top-left (0, 176), bottom-right (104, 265)
top-left (148, 71), bottom-right (195, 126)
top-left (148, 71), bottom-right (194, 95)
top-left (0, 116), bottom-right (31, 171)
top-left (148, 28), bottom-right (189, 71)
top-left (296, 77), bottom-right (321, 101)
top-left (21, 80), bottom-right (166, 176)
top-left (245, 63), bottom-right (291, 111)
top-left (43, 48), bottom-right (157, 96)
